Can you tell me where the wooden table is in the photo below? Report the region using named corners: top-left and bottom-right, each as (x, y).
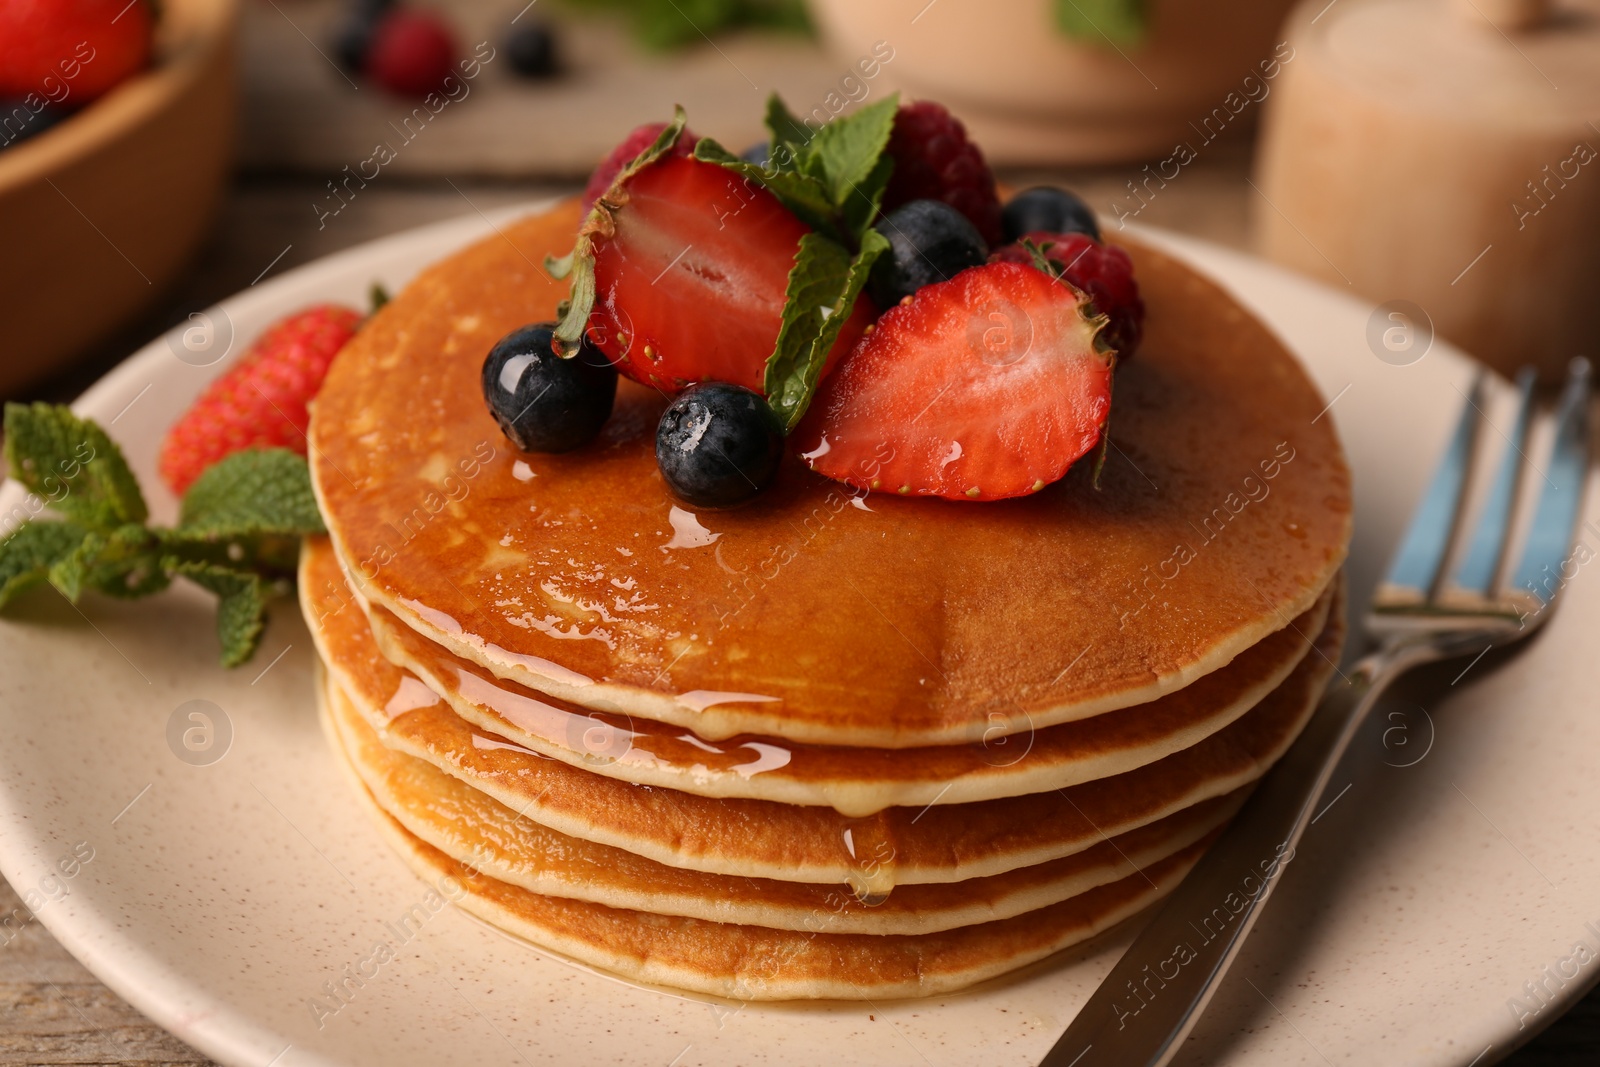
top-left (4, 13), bottom-right (1598, 1062)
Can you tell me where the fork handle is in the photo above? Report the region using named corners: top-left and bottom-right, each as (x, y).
top-left (1041, 646), bottom-right (1418, 1067)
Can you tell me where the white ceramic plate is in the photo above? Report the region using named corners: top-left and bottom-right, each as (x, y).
top-left (2, 207), bottom-right (1595, 1067)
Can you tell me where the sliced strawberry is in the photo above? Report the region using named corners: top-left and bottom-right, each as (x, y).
top-left (991, 231), bottom-right (1145, 358)
top-left (794, 263), bottom-right (1112, 501)
top-left (581, 121), bottom-right (696, 215)
top-left (586, 154), bottom-right (874, 396)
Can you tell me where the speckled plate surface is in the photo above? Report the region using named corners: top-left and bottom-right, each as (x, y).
top-left (0, 206), bottom-right (1595, 1067)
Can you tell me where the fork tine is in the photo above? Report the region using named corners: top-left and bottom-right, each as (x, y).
top-left (1508, 358), bottom-right (1592, 610)
top-left (1380, 371), bottom-right (1485, 602)
top-left (1450, 367), bottom-right (1537, 595)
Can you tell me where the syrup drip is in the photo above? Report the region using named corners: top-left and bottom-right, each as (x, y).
top-left (839, 813), bottom-right (900, 904)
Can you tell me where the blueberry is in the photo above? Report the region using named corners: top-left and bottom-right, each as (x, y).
top-left (506, 22), bottom-right (559, 79)
top-left (331, 0), bottom-right (395, 72)
top-left (868, 199), bottom-right (987, 307)
top-left (739, 141), bottom-right (770, 166)
top-left (482, 323), bottom-right (617, 453)
top-left (1002, 186), bottom-right (1100, 242)
top-left (655, 383), bottom-right (783, 507)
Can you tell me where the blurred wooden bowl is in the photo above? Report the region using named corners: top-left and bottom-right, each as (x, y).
top-left (0, 0), bottom-right (238, 398)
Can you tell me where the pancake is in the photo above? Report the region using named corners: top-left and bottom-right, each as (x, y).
top-left (329, 668), bottom-right (1237, 935)
top-left (303, 547), bottom-right (1345, 886)
top-left (308, 199), bottom-right (1351, 748)
top-left (328, 719), bottom-right (1209, 1001)
top-left (307, 536), bottom-right (1328, 814)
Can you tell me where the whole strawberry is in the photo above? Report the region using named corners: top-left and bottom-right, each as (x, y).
top-left (159, 305), bottom-right (363, 495)
top-left (366, 8), bottom-right (456, 97)
top-left (0, 0), bottom-right (154, 103)
top-left (882, 101), bottom-right (1003, 248)
top-left (992, 231), bottom-right (1145, 358)
top-left (581, 120), bottom-right (697, 215)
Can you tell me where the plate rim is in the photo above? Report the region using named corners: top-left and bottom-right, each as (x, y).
top-left (0, 204), bottom-right (1575, 1067)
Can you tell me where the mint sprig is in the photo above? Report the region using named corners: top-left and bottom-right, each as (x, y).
top-left (1054, 0), bottom-right (1147, 46)
top-left (0, 403), bottom-right (326, 666)
top-left (693, 91), bottom-right (900, 250)
top-left (765, 229), bottom-right (890, 431)
top-left (707, 93), bottom-right (900, 427)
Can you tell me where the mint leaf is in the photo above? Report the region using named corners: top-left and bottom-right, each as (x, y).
top-left (764, 229), bottom-right (890, 431)
top-left (0, 407), bottom-right (316, 666)
top-left (47, 524), bottom-right (167, 602)
top-left (549, 107), bottom-right (689, 357)
top-left (804, 94), bottom-right (899, 212)
top-left (700, 93), bottom-right (898, 248)
top-left (565, 0), bottom-right (812, 51)
top-left (0, 520), bottom-right (90, 609)
top-left (1054, 0), bottom-right (1146, 46)
top-left (764, 93), bottom-right (814, 163)
top-left (766, 233), bottom-right (852, 428)
top-left (3, 403), bottom-right (147, 529)
top-left (827, 228), bottom-right (891, 347)
top-left (178, 449), bottom-right (325, 538)
top-left (691, 138), bottom-right (841, 239)
top-left (840, 152), bottom-right (895, 247)
top-left (169, 561), bottom-right (268, 668)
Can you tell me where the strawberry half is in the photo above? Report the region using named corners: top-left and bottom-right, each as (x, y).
top-left (795, 263), bottom-right (1113, 501)
top-left (585, 154), bottom-right (874, 396)
top-left (581, 120), bottom-right (696, 215)
top-left (992, 231), bottom-right (1145, 358)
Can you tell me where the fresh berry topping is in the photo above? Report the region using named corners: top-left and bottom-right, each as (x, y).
top-left (505, 21), bottom-right (559, 78)
top-left (1002, 186), bottom-right (1100, 242)
top-left (795, 263), bottom-right (1113, 502)
top-left (881, 101), bottom-right (1003, 247)
top-left (0, 0), bottom-right (153, 103)
top-left (656, 383), bottom-right (784, 507)
top-left (868, 199), bottom-right (987, 308)
top-left (330, 0), bottom-right (395, 73)
top-left (159, 305), bottom-right (363, 495)
top-left (366, 9), bottom-right (457, 96)
top-left (991, 231), bottom-right (1144, 357)
top-left (586, 154), bottom-right (873, 395)
top-left (481, 323), bottom-right (617, 453)
top-left (581, 121), bottom-right (697, 215)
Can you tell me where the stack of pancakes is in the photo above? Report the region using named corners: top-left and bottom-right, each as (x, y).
top-left (301, 201), bottom-right (1351, 1000)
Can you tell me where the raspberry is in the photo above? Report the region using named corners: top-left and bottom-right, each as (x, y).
top-left (992, 232), bottom-right (1145, 358)
top-left (366, 9), bottom-right (457, 97)
top-left (159, 305), bottom-right (363, 495)
top-left (581, 121), bottom-right (696, 214)
top-left (882, 101), bottom-right (1003, 248)
top-left (0, 0), bottom-right (153, 103)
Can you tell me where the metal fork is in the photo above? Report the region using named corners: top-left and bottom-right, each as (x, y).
top-left (1042, 358), bottom-right (1593, 1067)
